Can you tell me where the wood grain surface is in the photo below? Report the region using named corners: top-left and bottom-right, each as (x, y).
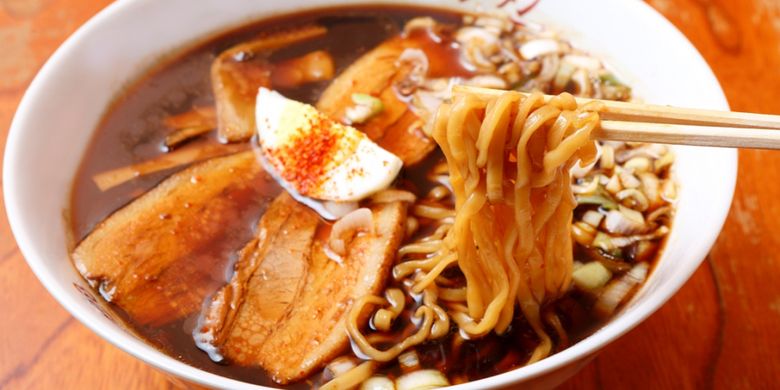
top-left (1, 0), bottom-right (778, 389)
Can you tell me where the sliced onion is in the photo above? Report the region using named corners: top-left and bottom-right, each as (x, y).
top-left (323, 201), bottom-right (359, 219)
top-left (499, 45), bottom-right (522, 67)
top-left (562, 54), bottom-right (602, 71)
top-left (397, 48), bottom-right (430, 73)
top-left (624, 157), bottom-right (652, 173)
top-left (629, 240), bottom-right (658, 263)
top-left (609, 225), bottom-right (670, 248)
top-left (474, 15), bottom-right (512, 34)
top-left (654, 151), bottom-right (675, 173)
top-left (456, 27), bottom-right (500, 71)
top-left (395, 48), bottom-right (430, 95)
top-left (98, 282), bottom-right (117, 301)
top-left (661, 179), bottom-right (677, 202)
top-left (602, 140), bottom-right (626, 150)
top-left (324, 356), bottom-right (358, 379)
top-left (398, 350), bottom-right (421, 372)
top-left (572, 176), bottom-right (599, 195)
top-left (455, 26), bottom-right (500, 46)
top-left (403, 17), bottom-right (436, 34)
top-left (535, 54), bottom-right (560, 83)
top-left (600, 144), bottom-right (615, 170)
top-left (616, 188), bottom-right (649, 211)
top-left (638, 172), bottom-right (660, 208)
top-left (329, 208), bottom-right (374, 256)
top-left (552, 61), bottom-right (575, 92)
top-left (604, 205), bottom-right (646, 235)
top-left (570, 69), bottom-right (591, 96)
top-left (587, 247), bottom-right (632, 273)
top-left (519, 38), bottom-right (561, 59)
top-left (592, 232), bottom-right (616, 252)
top-left (595, 262), bottom-right (649, 317)
top-left (361, 376), bottom-right (396, 390)
top-left (618, 169), bottom-right (641, 189)
top-left (582, 210), bottom-right (605, 228)
top-left (412, 90), bottom-right (445, 119)
top-left (647, 205), bottom-right (672, 224)
top-left (395, 369), bottom-right (450, 390)
top-left (605, 173), bottom-right (622, 194)
top-left (616, 144), bottom-right (667, 163)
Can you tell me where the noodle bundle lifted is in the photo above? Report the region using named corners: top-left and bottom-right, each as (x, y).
top-left (348, 90), bottom-right (602, 368)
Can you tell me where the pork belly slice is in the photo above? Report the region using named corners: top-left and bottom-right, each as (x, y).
top-left (73, 151), bottom-right (275, 326)
top-left (316, 36), bottom-right (435, 166)
top-left (195, 193), bottom-right (407, 384)
top-left (212, 25), bottom-right (328, 142)
top-left (194, 192), bottom-right (319, 363)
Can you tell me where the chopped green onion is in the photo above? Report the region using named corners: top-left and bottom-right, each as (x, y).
top-left (352, 93), bottom-right (383, 108)
top-left (599, 73), bottom-right (626, 87)
top-left (345, 93), bottom-right (384, 124)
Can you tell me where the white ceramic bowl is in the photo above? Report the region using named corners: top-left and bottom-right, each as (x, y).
top-left (4, 0), bottom-right (736, 388)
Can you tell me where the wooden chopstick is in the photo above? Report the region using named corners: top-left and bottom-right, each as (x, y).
top-left (453, 85), bottom-right (780, 149)
top-left (597, 121), bottom-right (780, 149)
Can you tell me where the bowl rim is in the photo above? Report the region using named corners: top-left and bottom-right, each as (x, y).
top-left (3, 0), bottom-right (737, 389)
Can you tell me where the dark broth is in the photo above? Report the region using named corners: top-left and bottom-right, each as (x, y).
top-left (70, 5), bottom-right (653, 388)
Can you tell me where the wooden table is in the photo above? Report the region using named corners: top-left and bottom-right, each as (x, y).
top-left (1, 0), bottom-right (778, 388)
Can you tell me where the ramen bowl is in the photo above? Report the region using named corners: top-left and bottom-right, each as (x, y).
top-left (4, 0), bottom-right (736, 388)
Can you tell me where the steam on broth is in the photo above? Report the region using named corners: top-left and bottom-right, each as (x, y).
top-left (70, 5), bottom-right (675, 389)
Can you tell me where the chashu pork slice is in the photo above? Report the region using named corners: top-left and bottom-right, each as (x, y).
top-left (194, 192), bottom-right (319, 363)
top-left (72, 151), bottom-right (275, 326)
top-left (212, 25), bottom-right (328, 142)
top-left (195, 192), bottom-right (407, 384)
top-left (316, 36), bottom-right (435, 166)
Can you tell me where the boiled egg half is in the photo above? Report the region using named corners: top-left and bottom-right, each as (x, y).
top-left (255, 87), bottom-right (402, 204)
